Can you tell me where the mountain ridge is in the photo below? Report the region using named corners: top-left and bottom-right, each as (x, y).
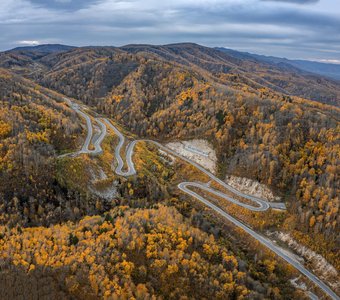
top-left (1, 42), bottom-right (339, 106)
top-left (6, 42), bottom-right (340, 80)
top-left (215, 47), bottom-right (340, 81)
top-left (8, 44), bottom-right (76, 54)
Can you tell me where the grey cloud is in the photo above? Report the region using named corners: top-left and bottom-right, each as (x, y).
top-left (29, 0), bottom-right (99, 11)
top-left (261, 0), bottom-right (319, 3)
top-left (0, 0), bottom-right (339, 62)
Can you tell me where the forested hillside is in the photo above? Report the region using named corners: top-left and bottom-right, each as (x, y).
top-left (0, 205), bottom-right (304, 299)
top-left (102, 67), bottom-right (339, 240)
top-left (0, 75), bottom-right (307, 298)
top-left (1, 43), bottom-right (339, 106)
top-left (0, 44), bottom-right (339, 298)
top-left (4, 44), bottom-right (337, 246)
top-left (0, 69), bottom-right (85, 226)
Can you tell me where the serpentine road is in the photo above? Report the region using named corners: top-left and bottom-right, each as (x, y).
top-left (65, 99), bottom-right (339, 300)
top-left (62, 98), bottom-right (106, 156)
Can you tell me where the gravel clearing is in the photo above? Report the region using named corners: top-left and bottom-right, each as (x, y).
top-left (166, 139), bottom-right (217, 173)
top-left (275, 232), bottom-right (339, 291)
top-left (225, 175), bottom-right (281, 202)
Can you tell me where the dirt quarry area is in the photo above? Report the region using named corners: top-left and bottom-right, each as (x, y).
top-left (225, 175), bottom-right (281, 202)
top-left (166, 139), bottom-right (217, 173)
top-left (275, 232), bottom-right (339, 292)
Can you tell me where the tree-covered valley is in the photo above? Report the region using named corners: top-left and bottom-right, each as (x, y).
top-left (0, 43), bottom-right (339, 299)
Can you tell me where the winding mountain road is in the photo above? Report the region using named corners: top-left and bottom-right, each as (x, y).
top-left (104, 119), bottom-right (137, 176)
top-left (63, 98), bottom-right (106, 156)
top-left (65, 99), bottom-right (339, 300)
top-left (90, 118), bottom-right (106, 155)
top-left (176, 184), bottom-right (339, 300)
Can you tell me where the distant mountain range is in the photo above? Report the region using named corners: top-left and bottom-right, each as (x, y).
top-left (1, 42), bottom-right (338, 106)
top-left (215, 47), bottom-right (340, 81)
top-left (9, 44), bottom-right (76, 54)
top-left (6, 43), bottom-right (340, 81)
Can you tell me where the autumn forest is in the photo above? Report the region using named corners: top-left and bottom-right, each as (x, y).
top-left (0, 43), bottom-right (339, 299)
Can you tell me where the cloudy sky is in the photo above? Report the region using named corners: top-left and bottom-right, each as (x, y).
top-left (0, 0), bottom-right (339, 62)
